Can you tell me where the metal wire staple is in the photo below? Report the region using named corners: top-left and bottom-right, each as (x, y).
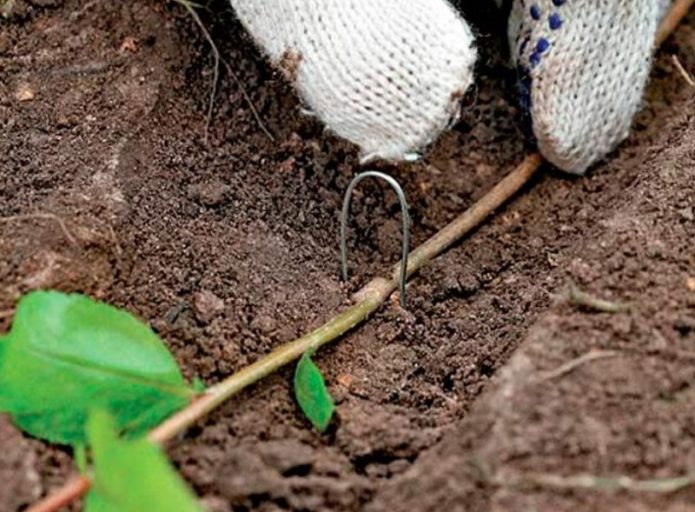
top-left (340, 171), bottom-right (411, 308)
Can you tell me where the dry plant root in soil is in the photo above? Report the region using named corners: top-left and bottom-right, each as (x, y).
top-left (2, 0), bottom-right (693, 511)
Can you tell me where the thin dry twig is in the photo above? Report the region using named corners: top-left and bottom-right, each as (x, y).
top-left (175, 0), bottom-right (275, 142)
top-left (672, 55), bottom-right (695, 87)
top-left (539, 350), bottom-right (619, 381)
top-left (220, 58), bottom-right (276, 142)
top-left (568, 284), bottom-right (631, 314)
top-left (0, 309), bottom-right (15, 320)
top-left (176, 0), bottom-right (218, 143)
top-left (498, 471), bottom-right (695, 494)
top-left (0, 214), bottom-right (77, 246)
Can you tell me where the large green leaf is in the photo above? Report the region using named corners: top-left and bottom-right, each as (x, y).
top-left (85, 410), bottom-right (203, 512)
top-left (294, 352), bottom-right (335, 432)
top-left (0, 291), bottom-right (194, 444)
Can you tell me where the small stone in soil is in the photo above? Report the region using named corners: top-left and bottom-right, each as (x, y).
top-left (187, 180), bottom-right (232, 207)
top-left (15, 84), bottom-right (35, 102)
top-left (193, 290), bottom-right (225, 323)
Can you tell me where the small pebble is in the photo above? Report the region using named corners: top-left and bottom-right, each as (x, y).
top-left (15, 84), bottom-right (35, 102)
top-left (250, 314), bottom-right (277, 335)
top-left (187, 180), bottom-right (231, 207)
top-left (193, 290), bottom-right (225, 323)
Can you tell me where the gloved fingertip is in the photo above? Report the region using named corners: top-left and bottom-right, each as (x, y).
top-left (511, 0), bottom-right (660, 175)
top-left (232, 0), bottom-right (477, 164)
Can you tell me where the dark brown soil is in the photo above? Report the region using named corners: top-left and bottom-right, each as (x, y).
top-left (1, 1), bottom-right (693, 511)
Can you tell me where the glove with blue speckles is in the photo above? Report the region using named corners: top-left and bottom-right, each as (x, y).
top-left (231, 0), bottom-right (669, 175)
top-left (508, 0), bottom-right (670, 173)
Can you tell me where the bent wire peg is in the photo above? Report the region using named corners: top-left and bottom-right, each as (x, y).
top-left (340, 171), bottom-right (411, 308)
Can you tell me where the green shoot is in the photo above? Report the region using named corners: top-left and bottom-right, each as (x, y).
top-left (294, 352), bottom-right (335, 432)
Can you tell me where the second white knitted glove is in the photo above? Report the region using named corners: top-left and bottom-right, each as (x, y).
top-left (509, 0), bottom-right (663, 173)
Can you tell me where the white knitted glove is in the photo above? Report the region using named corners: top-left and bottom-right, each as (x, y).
top-left (509, 0), bottom-right (664, 173)
top-left (231, 0), bottom-right (477, 163)
top-left (231, 0), bottom-right (665, 175)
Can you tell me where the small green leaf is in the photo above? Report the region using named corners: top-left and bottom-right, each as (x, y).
top-left (294, 352), bottom-right (335, 432)
top-left (85, 410), bottom-right (203, 512)
top-left (0, 291), bottom-right (194, 444)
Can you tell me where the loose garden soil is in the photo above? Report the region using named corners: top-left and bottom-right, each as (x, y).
top-left (1, 1), bottom-right (694, 511)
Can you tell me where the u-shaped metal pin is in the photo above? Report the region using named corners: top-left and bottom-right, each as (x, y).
top-left (340, 171), bottom-right (411, 308)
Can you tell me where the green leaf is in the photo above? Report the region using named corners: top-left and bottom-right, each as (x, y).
top-left (74, 444), bottom-right (87, 473)
top-left (85, 410), bottom-right (203, 512)
top-left (191, 377), bottom-right (206, 393)
top-left (0, 291), bottom-right (194, 444)
top-left (294, 352), bottom-right (335, 432)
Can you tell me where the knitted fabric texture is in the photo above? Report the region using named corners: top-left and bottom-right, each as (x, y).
top-left (232, 0), bottom-right (663, 174)
top-left (230, 0), bottom-right (477, 162)
top-left (510, 0), bottom-right (662, 174)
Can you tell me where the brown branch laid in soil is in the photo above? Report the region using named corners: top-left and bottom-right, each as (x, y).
top-left (26, 154), bottom-right (543, 512)
top-left (498, 471), bottom-right (695, 494)
top-left (568, 284), bottom-right (631, 314)
top-left (24, 3), bottom-right (694, 510)
top-left (538, 350), bottom-right (619, 382)
top-left (672, 55), bottom-right (695, 87)
top-left (656, 0), bottom-right (695, 46)
top-left (0, 309), bottom-right (15, 320)
top-left (0, 214), bottom-right (77, 246)
top-left (150, 152), bottom-right (543, 443)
